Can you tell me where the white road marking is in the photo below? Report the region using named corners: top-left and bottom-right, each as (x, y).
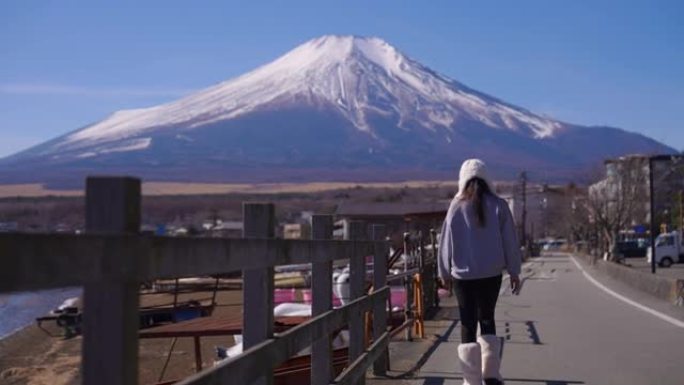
top-left (570, 256), bottom-right (684, 329)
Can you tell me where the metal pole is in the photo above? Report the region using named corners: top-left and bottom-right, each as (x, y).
top-left (430, 228), bottom-right (439, 308)
top-left (649, 157), bottom-right (657, 274)
top-left (520, 171), bottom-right (527, 247)
top-left (679, 191), bottom-right (684, 237)
top-left (402, 232), bottom-right (412, 341)
top-left (157, 337), bottom-right (178, 382)
top-left (531, 222), bottom-right (535, 245)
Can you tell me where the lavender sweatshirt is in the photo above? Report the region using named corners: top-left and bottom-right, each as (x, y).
top-left (438, 193), bottom-right (522, 280)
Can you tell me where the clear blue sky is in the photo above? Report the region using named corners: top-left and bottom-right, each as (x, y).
top-left (1, 0), bottom-right (682, 157)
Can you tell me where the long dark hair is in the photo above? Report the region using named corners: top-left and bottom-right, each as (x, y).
top-left (462, 177), bottom-right (491, 226)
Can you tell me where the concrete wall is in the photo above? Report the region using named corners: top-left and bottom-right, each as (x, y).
top-left (577, 253), bottom-right (683, 307)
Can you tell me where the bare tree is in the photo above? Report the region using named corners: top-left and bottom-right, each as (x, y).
top-left (586, 156), bottom-right (649, 260)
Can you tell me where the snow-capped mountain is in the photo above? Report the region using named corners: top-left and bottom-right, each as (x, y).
top-left (1, 35), bottom-right (674, 185)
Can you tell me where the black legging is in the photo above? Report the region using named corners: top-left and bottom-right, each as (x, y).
top-left (452, 274), bottom-right (502, 343)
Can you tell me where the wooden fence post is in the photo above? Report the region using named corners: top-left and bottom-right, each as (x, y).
top-left (371, 225), bottom-right (389, 376)
top-left (242, 203), bottom-right (275, 385)
top-left (348, 220), bottom-right (366, 385)
top-left (83, 176), bottom-right (141, 385)
top-left (311, 214), bottom-right (334, 385)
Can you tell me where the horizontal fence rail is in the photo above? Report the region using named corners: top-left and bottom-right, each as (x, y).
top-left (0, 235), bottom-right (380, 293)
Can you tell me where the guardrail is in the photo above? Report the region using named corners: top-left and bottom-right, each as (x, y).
top-left (0, 176), bottom-right (392, 385)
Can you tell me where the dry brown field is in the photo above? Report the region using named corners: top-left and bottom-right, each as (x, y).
top-left (0, 180), bottom-right (458, 198)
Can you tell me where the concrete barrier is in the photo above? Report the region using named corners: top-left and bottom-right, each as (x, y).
top-left (576, 253), bottom-right (684, 307)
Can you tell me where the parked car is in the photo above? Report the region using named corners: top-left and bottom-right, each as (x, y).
top-left (613, 240), bottom-right (648, 259)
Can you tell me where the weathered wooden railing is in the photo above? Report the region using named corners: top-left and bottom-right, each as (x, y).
top-left (0, 177), bottom-right (391, 385)
top-left (384, 231), bottom-right (439, 342)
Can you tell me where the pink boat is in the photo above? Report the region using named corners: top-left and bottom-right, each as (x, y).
top-left (274, 288), bottom-right (298, 305)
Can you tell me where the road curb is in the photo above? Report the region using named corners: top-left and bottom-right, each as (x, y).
top-left (574, 253), bottom-right (683, 307)
top-left (570, 255), bottom-right (684, 329)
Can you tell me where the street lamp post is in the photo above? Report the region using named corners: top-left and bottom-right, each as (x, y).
top-left (679, 191), bottom-right (683, 238)
top-left (541, 197), bottom-right (548, 238)
top-left (649, 156), bottom-right (657, 274)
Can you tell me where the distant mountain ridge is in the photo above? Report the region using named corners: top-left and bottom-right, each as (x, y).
top-left (0, 35), bottom-right (674, 186)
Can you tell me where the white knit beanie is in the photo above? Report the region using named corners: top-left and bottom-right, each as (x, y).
top-left (456, 159), bottom-right (494, 199)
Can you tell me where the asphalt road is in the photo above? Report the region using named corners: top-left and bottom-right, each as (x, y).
top-left (373, 253), bottom-right (684, 385)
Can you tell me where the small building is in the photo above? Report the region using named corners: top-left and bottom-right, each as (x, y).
top-left (498, 183), bottom-right (583, 241)
top-left (282, 223), bottom-right (311, 239)
top-left (586, 154), bottom-right (684, 234)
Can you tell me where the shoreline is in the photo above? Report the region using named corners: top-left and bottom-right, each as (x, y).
top-left (0, 289), bottom-right (244, 385)
top-left (0, 288), bottom-right (81, 342)
top-left (0, 323), bottom-right (33, 344)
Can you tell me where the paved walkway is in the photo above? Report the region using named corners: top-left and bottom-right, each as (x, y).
top-left (369, 253), bottom-right (684, 385)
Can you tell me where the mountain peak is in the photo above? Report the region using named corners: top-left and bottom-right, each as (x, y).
top-left (265, 35), bottom-right (406, 75)
top-left (21, 35), bottom-right (566, 157)
top-left (299, 35), bottom-right (395, 57)
top-left (303, 34), bottom-right (389, 50)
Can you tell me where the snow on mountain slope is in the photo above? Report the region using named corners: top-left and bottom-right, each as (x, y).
top-left (53, 35), bottom-right (562, 155)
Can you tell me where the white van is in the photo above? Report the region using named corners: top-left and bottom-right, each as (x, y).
top-left (647, 231), bottom-right (684, 268)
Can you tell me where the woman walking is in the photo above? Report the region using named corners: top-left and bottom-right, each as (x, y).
top-left (438, 159), bottom-right (522, 385)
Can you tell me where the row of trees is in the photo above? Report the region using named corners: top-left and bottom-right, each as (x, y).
top-left (551, 155), bottom-right (683, 260)
top-left (585, 156), bottom-right (649, 259)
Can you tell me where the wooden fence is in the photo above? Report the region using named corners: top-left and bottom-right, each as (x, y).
top-left (0, 176), bottom-right (395, 385)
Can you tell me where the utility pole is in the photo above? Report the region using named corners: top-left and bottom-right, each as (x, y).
top-left (649, 157), bottom-right (657, 274)
top-left (520, 171), bottom-right (528, 247)
top-left (679, 191), bottom-right (683, 237)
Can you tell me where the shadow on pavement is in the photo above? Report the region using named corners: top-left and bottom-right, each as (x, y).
top-left (525, 320), bottom-right (542, 345)
top-left (383, 305), bottom-right (460, 380)
top-left (416, 373), bottom-right (584, 385)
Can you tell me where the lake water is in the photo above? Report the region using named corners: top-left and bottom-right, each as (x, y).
top-left (0, 287), bottom-right (81, 340)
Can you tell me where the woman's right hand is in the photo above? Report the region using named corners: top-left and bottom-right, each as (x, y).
top-left (510, 275), bottom-right (521, 295)
top-left (438, 277), bottom-right (453, 297)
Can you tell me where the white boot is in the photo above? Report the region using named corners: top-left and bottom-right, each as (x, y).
top-left (457, 342), bottom-right (482, 385)
top-left (478, 335), bottom-right (503, 384)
